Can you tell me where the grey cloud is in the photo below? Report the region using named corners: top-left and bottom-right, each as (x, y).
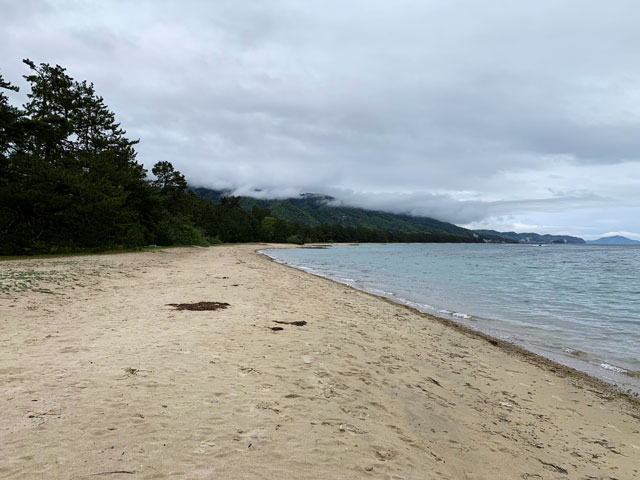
top-left (2, 0), bottom-right (640, 237)
top-left (321, 189), bottom-right (607, 225)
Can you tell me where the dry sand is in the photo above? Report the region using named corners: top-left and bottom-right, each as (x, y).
top-left (1, 244), bottom-right (639, 479)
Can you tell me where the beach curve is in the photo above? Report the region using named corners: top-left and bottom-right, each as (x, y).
top-left (1, 244), bottom-right (639, 479)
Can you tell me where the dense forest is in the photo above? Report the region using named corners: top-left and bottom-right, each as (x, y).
top-left (0, 60), bottom-right (481, 255)
top-left (191, 188), bottom-right (483, 237)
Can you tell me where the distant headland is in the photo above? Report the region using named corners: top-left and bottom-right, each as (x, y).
top-left (586, 235), bottom-right (640, 245)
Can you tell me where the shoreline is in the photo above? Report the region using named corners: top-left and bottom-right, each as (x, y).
top-left (259, 247), bottom-right (640, 405)
top-left (261, 244), bottom-right (640, 399)
top-left (1, 244), bottom-right (639, 479)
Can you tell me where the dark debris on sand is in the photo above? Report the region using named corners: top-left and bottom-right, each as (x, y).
top-left (168, 302), bottom-right (230, 311)
top-left (274, 320), bottom-right (307, 326)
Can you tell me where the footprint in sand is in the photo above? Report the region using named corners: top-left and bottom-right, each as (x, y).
top-left (58, 346), bottom-right (79, 353)
top-left (339, 423), bottom-right (367, 434)
top-left (239, 366), bottom-right (263, 376)
top-left (374, 447), bottom-right (397, 461)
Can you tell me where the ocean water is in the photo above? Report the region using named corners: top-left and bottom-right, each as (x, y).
top-left (262, 244), bottom-right (640, 394)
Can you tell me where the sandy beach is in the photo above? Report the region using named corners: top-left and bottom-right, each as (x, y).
top-left (1, 244), bottom-right (639, 479)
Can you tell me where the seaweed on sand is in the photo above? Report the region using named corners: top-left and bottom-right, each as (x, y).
top-left (168, 302), bottom-right (230, 311)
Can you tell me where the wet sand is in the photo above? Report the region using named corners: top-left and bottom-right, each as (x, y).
top-left (1, 245), bottom-right (639, 479)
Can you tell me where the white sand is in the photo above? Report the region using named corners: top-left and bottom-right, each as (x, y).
top-left (1, 245), bottom-right (638, 479)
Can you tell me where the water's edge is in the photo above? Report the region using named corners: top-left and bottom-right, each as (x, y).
top-left (258, 247), bottom-right (640, 398)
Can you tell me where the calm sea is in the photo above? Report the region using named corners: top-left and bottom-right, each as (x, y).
top-left (262, 244), bottom-right (640, 394)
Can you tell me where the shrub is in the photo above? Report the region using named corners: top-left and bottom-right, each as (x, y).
top-left (286, 234), bottom-right (306, 245)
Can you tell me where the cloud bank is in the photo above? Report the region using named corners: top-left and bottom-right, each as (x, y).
top-left (2, 0), bottom-right (640, 238)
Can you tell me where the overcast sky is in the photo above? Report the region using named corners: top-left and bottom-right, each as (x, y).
top-left (2, 0), bottom-right (640, 239)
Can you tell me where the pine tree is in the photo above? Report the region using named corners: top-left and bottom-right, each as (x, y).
top-left (0, 60), bottom-right (155, 253)
top-left (151, 161), bottom-right (187, 193)
top-left (0, 74), bottom-right (22, 244)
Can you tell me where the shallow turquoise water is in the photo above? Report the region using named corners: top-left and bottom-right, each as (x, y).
top-left (263, 244), bottom-right (640, 393)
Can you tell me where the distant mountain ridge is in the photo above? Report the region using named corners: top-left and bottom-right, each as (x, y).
top-left (586, 235), bottom-right (640, 245)
top-left (474, 230), bottom-right (585, 244)
top-left (191, 188), bottom-right (501, 241)
top-left (191, 188), bottom-right (597, 244)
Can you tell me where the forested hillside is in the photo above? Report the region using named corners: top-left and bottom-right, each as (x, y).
top-left (474, 230), bottom-right (585, 244)
top-left (191, 188), bottom-right (485, 239)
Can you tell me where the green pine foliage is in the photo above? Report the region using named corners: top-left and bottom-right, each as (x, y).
top-left (1, 60), bottom-right (157, 253)
top-left (1, 61), bottom-right (482, 255)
